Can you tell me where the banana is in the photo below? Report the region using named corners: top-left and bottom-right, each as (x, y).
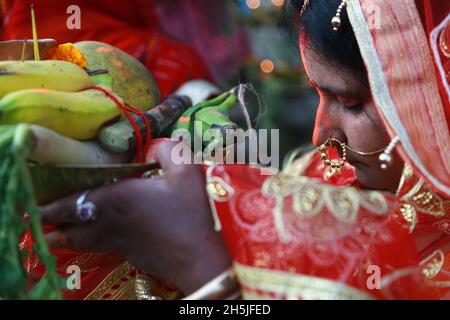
top-left (171, 92), bottom-right (239, 151)
top-left (0, 60), bottom-right (94, 98)
top-left (172, 92), bottom-right (231, 133)
top-left (0, 88), bottom-right (122, 140)
top-left (194, 94), bottom-right (238, 147)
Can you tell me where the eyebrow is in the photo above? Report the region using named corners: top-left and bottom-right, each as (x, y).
top-left (310, 80), bottom-right (357, 98)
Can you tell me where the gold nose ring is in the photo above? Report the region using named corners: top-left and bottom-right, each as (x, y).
top-left (318, 138), bottom-right (347, 175)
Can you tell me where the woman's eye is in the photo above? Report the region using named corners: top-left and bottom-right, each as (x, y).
top-left (344, 103), bottom-right (364, 113)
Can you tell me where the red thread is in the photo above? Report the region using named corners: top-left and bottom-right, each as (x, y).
top-left (83, 86), bottom-right (152, 163)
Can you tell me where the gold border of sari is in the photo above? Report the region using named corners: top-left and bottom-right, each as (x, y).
top-left (84, 262), bottom-right (136, 300)
top-left (234, 262), bottom-right (374, 300)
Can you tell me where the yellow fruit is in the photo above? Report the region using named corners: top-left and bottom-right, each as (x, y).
top-left (0, 88), bottom-right (122, 140)
top-left (0, 60), bottom-right (94, 98)
top-left (74, 41), bottom-right (160, 111)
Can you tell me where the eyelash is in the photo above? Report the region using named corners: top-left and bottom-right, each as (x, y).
top-left (345, 103), bottom-right (364, 113)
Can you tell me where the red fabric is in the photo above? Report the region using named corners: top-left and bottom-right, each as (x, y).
top-left (205, 152), bottom-right (445, 299)
top-left (0, 0), bottom-right (212, 97)
top-left (415, 0), bottom-right (450, 123)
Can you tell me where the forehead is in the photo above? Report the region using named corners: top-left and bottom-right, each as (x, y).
top-left (300, 36), bottom-right (363, 95)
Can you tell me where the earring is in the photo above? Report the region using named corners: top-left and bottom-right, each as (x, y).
top-left (379, 136), bottom-right (400, 170)
top-left (318, 138), bottom-right (347, 176)
top-left (331, 0), bottom-right (348, 31)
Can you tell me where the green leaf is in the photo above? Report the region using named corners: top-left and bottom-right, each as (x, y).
top-left (0, 255), bottom-right (26, 295)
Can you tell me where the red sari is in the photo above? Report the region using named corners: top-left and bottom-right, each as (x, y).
top-left (205, 152), bottom-right (449, 299)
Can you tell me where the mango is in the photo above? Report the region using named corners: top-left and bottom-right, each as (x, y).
top-left (74, 41), bottom-right (160, 111)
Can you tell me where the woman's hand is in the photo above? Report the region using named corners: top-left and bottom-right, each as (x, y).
top-left (40, 141), bottom-right (232, 295)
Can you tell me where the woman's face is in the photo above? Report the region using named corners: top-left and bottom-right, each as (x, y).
top-left (301, 40), bottom-right (404, 192)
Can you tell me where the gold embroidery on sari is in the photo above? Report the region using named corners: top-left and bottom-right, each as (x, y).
top-left (411, 188), bottom-right (445, 218)
top-left (400, 178), bottom-right (445, 218)
top-left (206, 177), bottom-right (235, 202)
top-left (284, 149), bottom-right (316, 176)
top-left (396, 164), bottom-right (414, 196)
top-left (205, 163), bottom-right (237, 232)
top-left (135, 274), bottom-right (180, 300)
top-left (420, 250), bottom-right (445, 279)
top-left (234, 262), bottom-right (374, 300)
top-left (56, 253), bottom-right (99, 273)
top-left (84, 262), bottom-right (135, 300)
top-left (440, 20), bottom-right (450, 58)
top-left (396, 164), bottom-right (447, 232)
top-left (262, 172), bottom-right (388, 243)
top-left (254, 250), bottom-right (272, 268)
top-left (135, 275), bottom-right (160, 300)
top-left (399, 203), bottom-right (418, 233)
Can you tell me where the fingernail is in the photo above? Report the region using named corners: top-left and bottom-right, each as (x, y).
top-left (57, 233), bottom-right (68, 247)
top-left (45, 232), bottom-right (68, 248)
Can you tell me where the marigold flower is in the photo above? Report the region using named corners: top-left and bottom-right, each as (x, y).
top-left (47, 43), bottom-right (87, 68)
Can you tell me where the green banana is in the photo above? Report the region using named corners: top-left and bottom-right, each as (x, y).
top-left (0, 60), bottom-right (94, 98)
top-left (171, 92), bottom-right (239, 150)
top-left (194, 94), bottom-right (238, 147)
top-left (0, 87), bottom-right (122, 140)
top-left (172, 92), bottom-right (231, 132)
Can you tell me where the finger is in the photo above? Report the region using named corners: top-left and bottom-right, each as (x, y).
top-left (156, 140), bottom-right (193, 177)
top-left (45, 224), bottom-right (114, 252)
top-left (40, 188), bottom-right (105, 225)
top-left (39, 192), bottom-right (84, 224)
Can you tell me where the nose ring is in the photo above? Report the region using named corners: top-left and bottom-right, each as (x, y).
top-left (318, 138), bottom-right (347, 176)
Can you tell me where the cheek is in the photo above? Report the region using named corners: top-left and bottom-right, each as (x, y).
top-left (342, 102), bottom-right (390, 151)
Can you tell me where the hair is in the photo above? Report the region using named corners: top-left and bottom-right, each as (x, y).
top-left (283, 0), bottom-right (368, 84)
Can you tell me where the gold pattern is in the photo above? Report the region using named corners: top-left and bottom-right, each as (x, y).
top-left (254, 250), bottom-right (272, 268)
top-left (262, 170), bottom-right (389, 242)
top-left (400, 178), bottom-right (445, 218)
top-left (84, 262), bottom-right (135, 300)
top-left (56, 253), bottom-right (98, 273)
top-left (396, 164), bottom-right (414, 196)
top-left (439, 21), bottom-right (450, 58)
top-left (420, 250), bottom-right (445, 280)
top-left (234, 262), bottom-right (374, 300)
top-left (411, 188), bottom-right (445, 217)
top-left (284, 149), bottom-right (316, 176)
top-left (399, 203), bottom-right (417, 233)
top-left (205, 163), bottom-right (237, 232)
top-left (293, 185), bottom-right (322, 217)
top-left (135, 275), bottom-right (161, 300)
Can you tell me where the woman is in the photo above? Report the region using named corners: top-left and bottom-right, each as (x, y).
top-left (40, 0), bottom-right (449, 299)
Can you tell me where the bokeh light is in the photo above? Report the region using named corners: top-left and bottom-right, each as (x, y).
top-left (271, 0), bottom-right (285, 7)
top-left (260, 59), bottom-right (275, 74)
top-left (246, 0), bottom-right (261, 10)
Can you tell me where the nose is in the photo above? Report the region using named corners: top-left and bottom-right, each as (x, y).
top-left (312, 102), bottom-right (346, 147)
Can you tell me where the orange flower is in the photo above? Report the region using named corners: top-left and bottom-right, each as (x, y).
top-left (47, 43), bottom-right (88, 68)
